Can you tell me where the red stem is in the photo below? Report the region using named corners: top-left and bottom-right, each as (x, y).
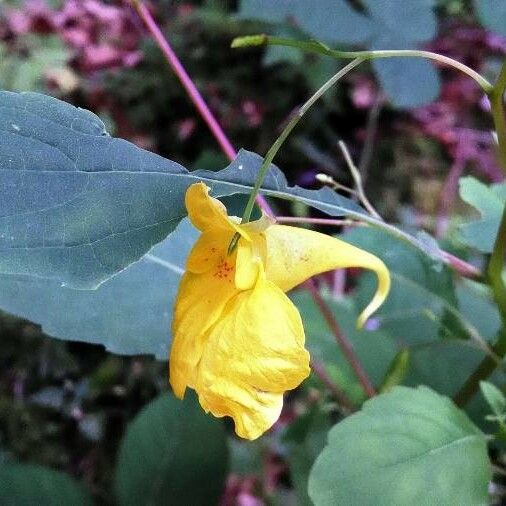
top-left (310, 360), bottom-right (355, 412)
top-left (130, 1), bottom-right (274, 215)
top-left (435, 159), bottom-right (465, 238)
top-left (305, 280), bottom-right (376, 398)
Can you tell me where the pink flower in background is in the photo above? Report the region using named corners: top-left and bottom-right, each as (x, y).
top-left (2, 0), bottom-right (144, 72)
top-left (53, 0), bottom-right (143, 71)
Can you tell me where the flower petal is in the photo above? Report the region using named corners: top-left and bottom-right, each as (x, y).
top-left (169, 264), bottom-right (238, 398)
top-left (264, 225), bottom-right (390, 327)
top-left (185, 182), bottom-right (230, 232)
top-left (195, 276), bottom-right (310, 440)
top-left (185, 182), bottom-right (250, 240)
top-left (186, 230), bottom-right (231, 274)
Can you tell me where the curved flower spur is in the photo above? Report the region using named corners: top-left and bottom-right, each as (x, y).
top-left (169, 182), bottom-right (391, 440)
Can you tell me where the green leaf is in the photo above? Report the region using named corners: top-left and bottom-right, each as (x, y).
top-left (238, 0), bottom-right (374, 45)
top-left (115, 392), bottom-right (228, 506)
top-left (0, 91), bottom-right (368, 289)
top-left (0, 219), bottom-right (195, 358)
top-left (0, 463), bottom-right (93, 506)
top-left (364, 0), bottom-right (437, 43)
top-left (379, 348), bottom-right (410, 393)
top-left (345, 227), bottom-right (458, 344)
top-left (366, 0), bottom-right (440, 108)
top-left (403, 340), bottom-right (494, 432)
top-left (480, 381), bottom-right (506, 417)
top-left (405, 341), bottom-right (484, 396)
top-left (238, 0), bottom-right (439, 107)
top-left (454, 280), bottom-right (501, 342)
top-left (371, 31), bottom-right (440, 108)
top-left (459, 176), bottom-right (506, 253)
top-left (292, 291), bottom-right (398, 401)
top-left (308, 386), bottom-right (491, 506)
top-left (475, 0), bottom-right (506, 36)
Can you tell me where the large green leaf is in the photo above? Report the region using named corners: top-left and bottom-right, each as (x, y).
top-left (292, 291), bottom-right (397, 402)
top-left (115, 392), bottom-right (228, 506)
top-left (0, 91), bottom-right (368, 289)
top-left (0, 219), bottom-right (196, 358)
top-left (459, 176), bottom-right (506, 253)
top-left (475, 0), bottom-right (506, 36)
top-left (237, 0), bottom-right (440, 107)
top-left (344, 227), bottom-right (458, 344)
top-left (366, 0), bottom-right (439, 107)
top-left (308, 386), bottom-right (491, 506)
top-left (370, 33), bottom-right (440, 108)
top-left (238, 0), bottom-right (374, 45)
top-left (364, 0), bottom-right (436, 43)
top-left (0, 463), bottom-right (93, 506)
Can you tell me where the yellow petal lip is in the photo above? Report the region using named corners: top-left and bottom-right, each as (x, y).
top-left (185, 182), bottom-right (251, 241)
top-left (194, 274), bottom-right (310, 440)
top-left (264, 224), bottom-right (390, 327)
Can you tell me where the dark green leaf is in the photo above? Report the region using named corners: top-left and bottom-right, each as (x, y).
top-left (372, 53), bottom-right (440, 108)
top-left (238, 0), bottom-right (374, 45)
top-left (292, 290), bottom-right (398, 401)
top-left (480, 381), bottom-right (506, 417)
top-left (0, 91), bottom-right (368, 288)
top-left (238, 0), bottom-right (440, 107)
top-left (459, 176), bottom-right (506, 253)
top-left (405, 341), bottom-right (484, 396)
top-left (0, 219), bottom-right (196, 358)
top-left (454, 280), bottom-right (500, 343)
top-left (475, 0), bottom-right (506, 36)
top-left (379, 348), bottom-right (410, 392)
top-left (345, 227), bottom-right (458, 344)
top-left (403, 340), bottom-right (494, 432)
top-left (0, 463), bottom-right (93, 506)
top-left (308, 386), bottom-right (491, 506)
top-left (364, 0), bottom-right (437, 43)
top-left (115, 392), bottom-right (228, 506)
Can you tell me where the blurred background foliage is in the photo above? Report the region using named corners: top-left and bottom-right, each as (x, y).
top-left (0, 0), bottom-right (505, 504)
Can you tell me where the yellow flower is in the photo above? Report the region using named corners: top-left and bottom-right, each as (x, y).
top-left (169, 182), bottom-right (390, 440)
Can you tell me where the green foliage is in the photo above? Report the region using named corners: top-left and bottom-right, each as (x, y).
top-left (480, 381), bottom-right (506, 418)
top-left (115, 392), bottom-right (228, 506)
top-left (0, 463), bottom-right (93, 506)
top-left (480, 381), bottom-right (506, 432)
top-left (378, 348), bottom-right (410, 392)
top-left (0, 35), bottom-right (69, 92)
top-left (238, 0), bottom-right (440, 107)
top-left (238, 0), bottom-right (374, 45)
top-left (0, 3), bottom-right (503, 499)
top-left (0, 91), bottom-right (367, 289)
top-left (344, 226), bottom-right (459, 344)
top-left (0, 220), bottom-right (196, 358)
top-left (292, 291), bottom-right (398, 401)
top-left (475, 0), bottom-right (506, 36)
top-left (308, 386), bottom-right (491, 506)
top-left (459, 176), bottom-right (506, 253)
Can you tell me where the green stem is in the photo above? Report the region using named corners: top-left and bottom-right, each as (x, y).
top-left (490, 63), bottom-right (506, 175)
top-left (232, 35), bottom-right (494, 94)
top-left (228, 57), bottom-right (365, 253)
top-left (455, 61), bottom-right (506, 406)
top-left (489, 208), bottom-right (506, 323)
top-left (240, 57), bottom-right (365, 224)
